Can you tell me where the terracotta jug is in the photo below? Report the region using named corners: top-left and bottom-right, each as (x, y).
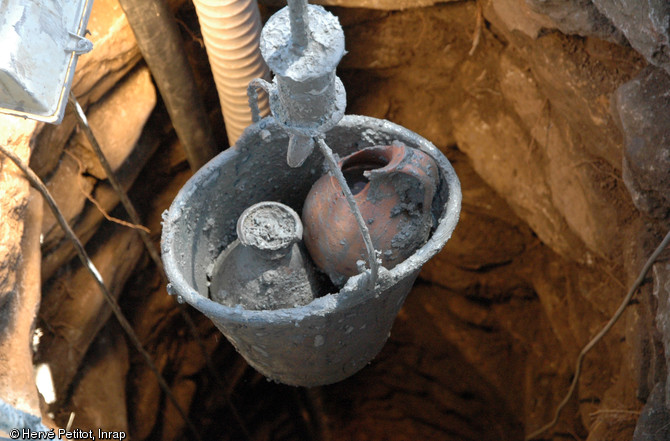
top-left (302, 142), bottom-right (439, 284)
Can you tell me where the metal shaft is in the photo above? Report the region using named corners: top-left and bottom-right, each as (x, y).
top-left (289, 0), bottom-right (309, 50)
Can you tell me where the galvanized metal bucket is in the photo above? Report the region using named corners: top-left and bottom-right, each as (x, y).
top-left (161, 114), bottom-right (461, 387)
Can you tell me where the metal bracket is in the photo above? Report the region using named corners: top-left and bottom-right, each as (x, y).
top-left (0, 0), bottom-right (94, 123)
top-left (65, 32), bottom-right (94, 55)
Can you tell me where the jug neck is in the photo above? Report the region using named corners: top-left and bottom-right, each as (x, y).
top-left (236, 201), bottom-right (304, 261)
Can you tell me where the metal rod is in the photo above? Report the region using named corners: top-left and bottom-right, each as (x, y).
top-left (117, 0), bottom-right (219, 170)
top-left (0, 144), bottom-right (203, 441)
top-left (316, 137), bottom-right (379, 288)
top-left (288, 0), bottom-right (309, 50)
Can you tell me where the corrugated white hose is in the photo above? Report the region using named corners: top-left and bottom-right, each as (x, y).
top-left (192, 0), bottom-right (270, 145)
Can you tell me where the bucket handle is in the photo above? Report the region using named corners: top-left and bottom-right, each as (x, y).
top-left (247, 78), bottom-right (273, 123)
top-left (316, 137), bottom-right (379, 289)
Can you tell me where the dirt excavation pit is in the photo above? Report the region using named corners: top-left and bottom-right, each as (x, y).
top-left (1, 1), bottom-right (669, 441)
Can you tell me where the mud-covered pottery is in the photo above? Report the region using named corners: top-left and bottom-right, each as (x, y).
top-left (302, 143), bottom-right (439, 284)
top-left (209, 201), bottom-right (320, 310)
top-left (162, 115), bottom-right (462, 386)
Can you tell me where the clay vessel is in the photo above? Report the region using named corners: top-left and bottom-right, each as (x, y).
top-left (209, 201), bottom-right (320, 310)
top-left (302, 143), bottom-right (439, 284)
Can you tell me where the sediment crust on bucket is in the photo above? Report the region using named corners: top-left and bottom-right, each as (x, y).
top-left (161, 114), bottom-right (461, 386)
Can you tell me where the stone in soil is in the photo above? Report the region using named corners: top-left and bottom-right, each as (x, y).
top-left (613, 66), bottom-right (670, 219)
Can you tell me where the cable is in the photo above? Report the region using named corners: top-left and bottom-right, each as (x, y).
top-left (70, 94), bottom-right (251, 440)
top-left (69, 94), bottom-right (166, 279)
top-left (0, 143), bottom-right (203, 441)
top-left (526, 227), bottom-right (670, 440)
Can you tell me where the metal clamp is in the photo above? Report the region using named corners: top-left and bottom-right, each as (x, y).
top-left (65, 32), bottom-right (93, 55)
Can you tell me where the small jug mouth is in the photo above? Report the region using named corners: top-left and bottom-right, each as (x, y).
top-left (340, 145), bottom-right (403, 195)
top-left (236, 201), bottom-right (303, 258)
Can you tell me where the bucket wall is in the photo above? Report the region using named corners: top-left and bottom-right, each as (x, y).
top-left (161, 115), bottom-right (461, 386)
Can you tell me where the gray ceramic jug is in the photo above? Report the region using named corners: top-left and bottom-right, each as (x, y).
top-left (208, 201), bottom-right (320, 310)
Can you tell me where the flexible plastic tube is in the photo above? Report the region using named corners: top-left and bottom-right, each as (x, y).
top-left (192, 0), bottom-right (270, 145)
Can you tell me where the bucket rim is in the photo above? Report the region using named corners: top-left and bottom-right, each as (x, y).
top-left (161, 114), bottom-right (462, 325)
